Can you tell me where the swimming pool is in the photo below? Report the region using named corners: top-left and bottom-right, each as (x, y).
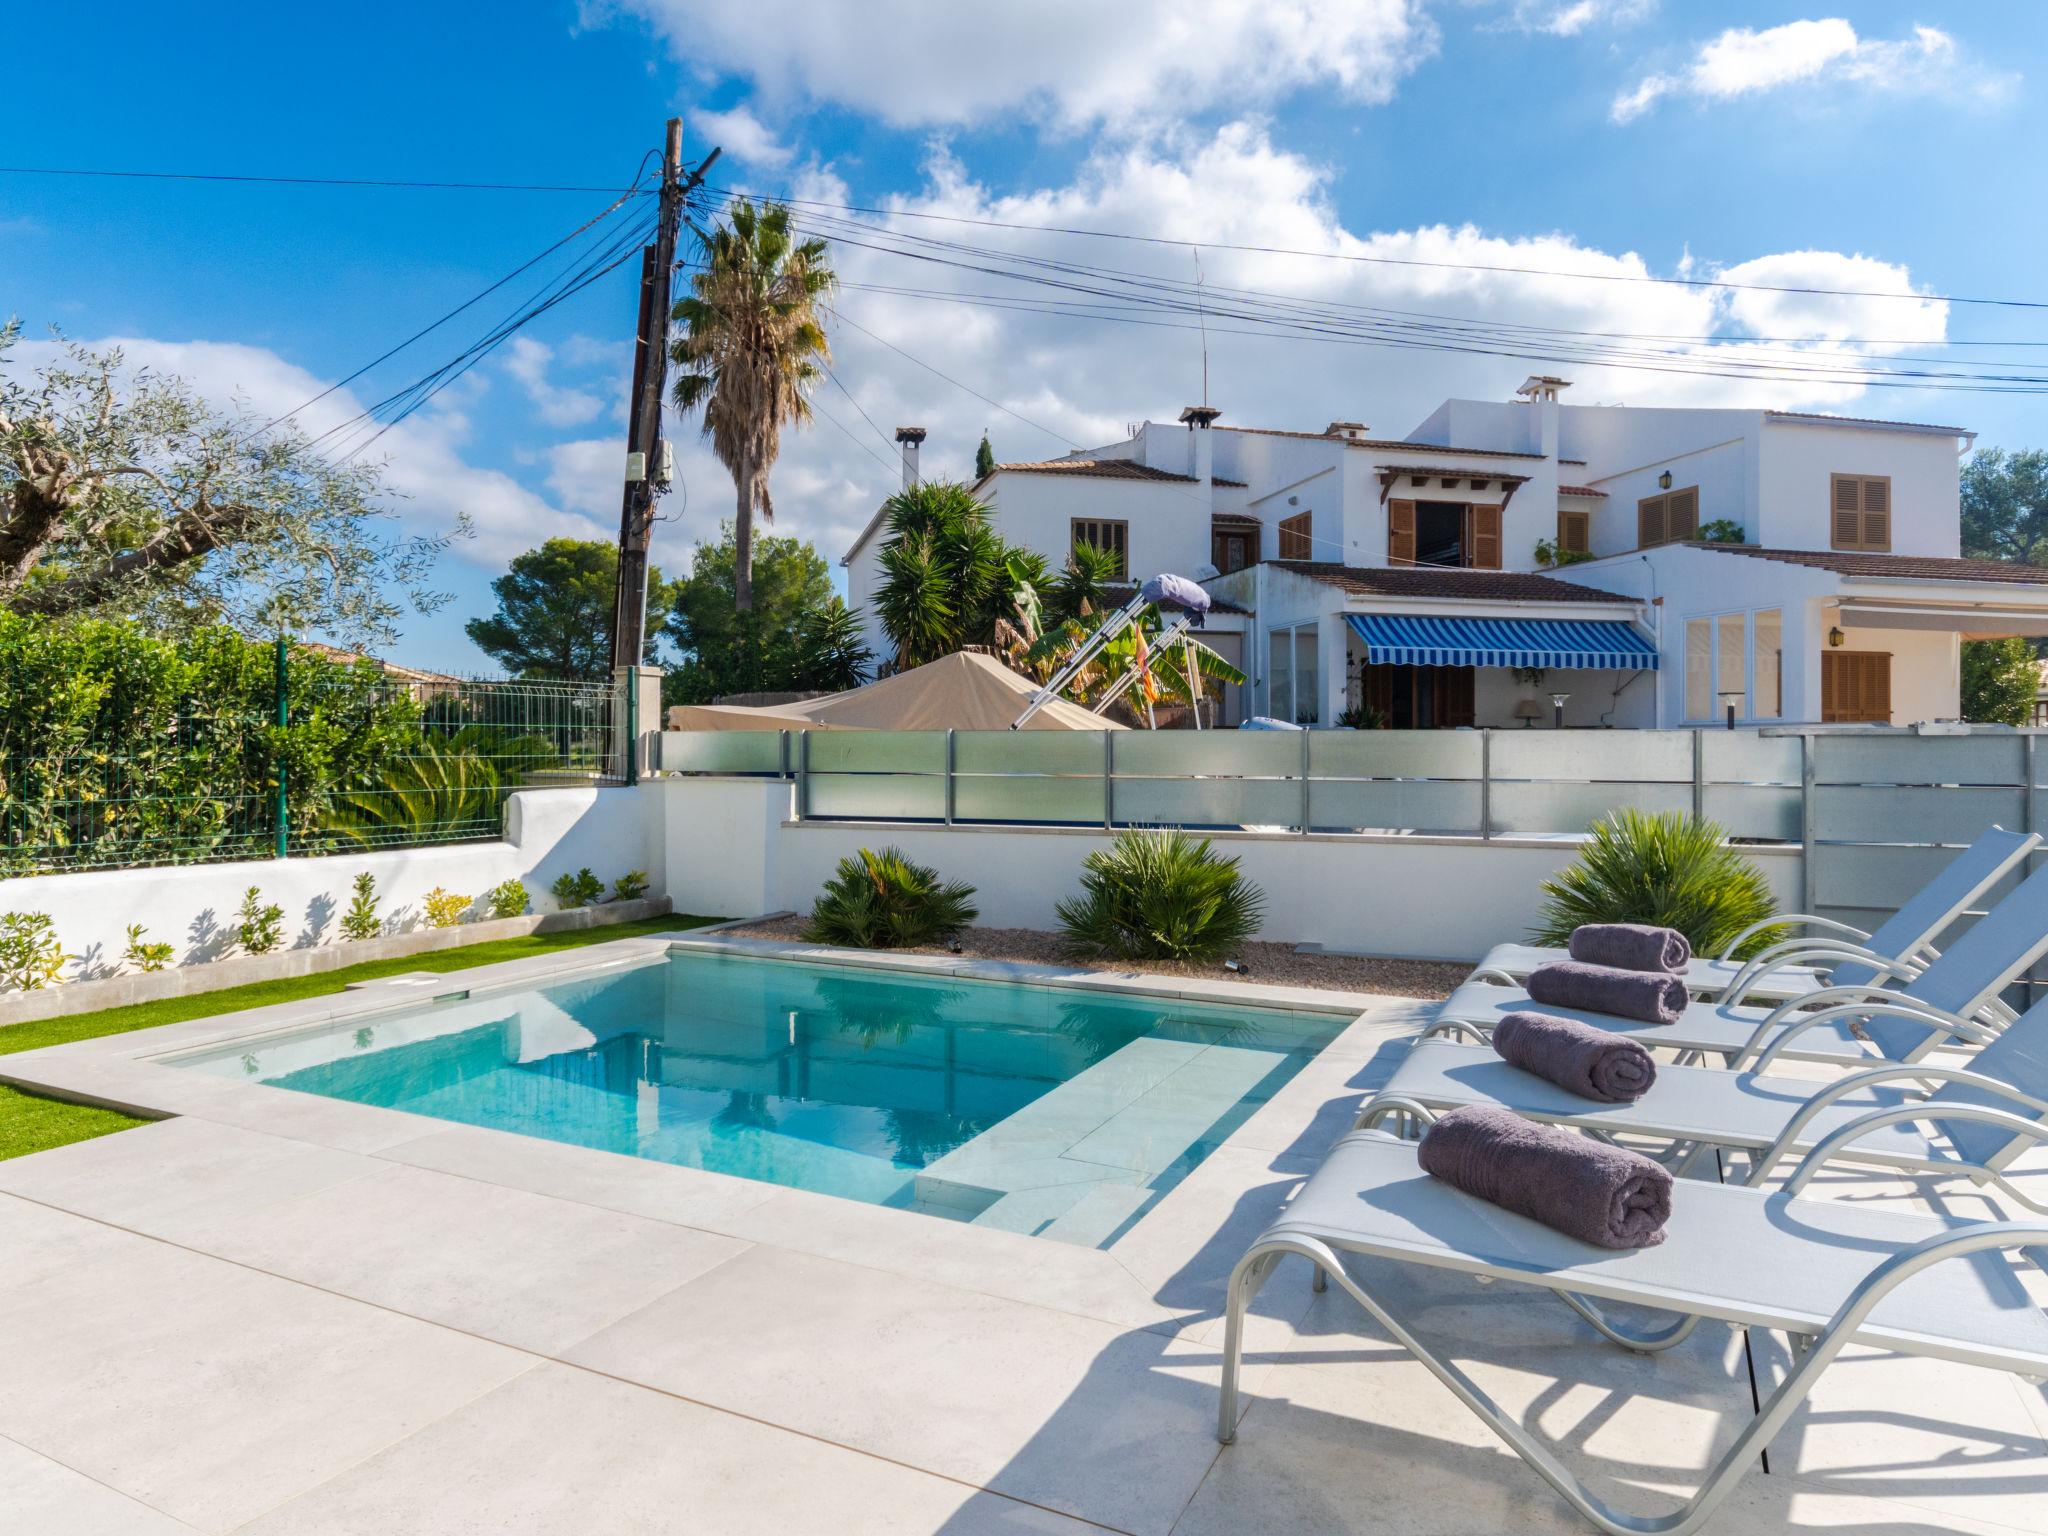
top-left (172, 948), bottom-right (1349, 1247)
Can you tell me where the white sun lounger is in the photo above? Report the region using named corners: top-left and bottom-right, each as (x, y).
top-left (1471, 827), bottom-right (2037, 1004)
top-left (1366, 984), bottom-right (2048, 1209)
top-left (1432, 858), bottom-right (2048, 1071)
top-left (1218, 1126), bottom-right (2048, 1536)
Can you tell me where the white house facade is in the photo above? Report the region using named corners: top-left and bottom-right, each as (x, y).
top-left (842, 382), bottom-right (2048, 730)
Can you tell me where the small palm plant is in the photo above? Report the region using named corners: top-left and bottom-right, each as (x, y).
top-left (1532, 809), bottom-right (1785, 960)
top-left (1057, 829), bottom-right (1265, 963)
top-left (805, 846), bottom-right (978, 949)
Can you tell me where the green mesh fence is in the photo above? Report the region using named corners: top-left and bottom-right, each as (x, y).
top-left (1, 641), bottom-right (625, 875)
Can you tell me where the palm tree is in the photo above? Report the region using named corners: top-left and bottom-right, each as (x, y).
top-left (872, 480), bottom-right (1034, 670)
top-left (670, 200), bottom-right (834, 612)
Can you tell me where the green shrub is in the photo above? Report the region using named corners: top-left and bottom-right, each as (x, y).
top-left (610, 870), bottom-right (650, 903)
top-left (0, 912), bottom-right (69, 990)
top-left (237, 887), bottom-right (285, 955)
top-left (422, 888), bottom-right (471, 928)
top-left (805, 847), bottom-right (978, 949)
top-left (1532, 809), bottom-right (1784, 960)
top-left (339, 871), bottom-right (383, 941)
top-left (123, 923), bottom-right (175, 973)
top-left (486, 878), bottom-right (530, 920)
top-left (550, 868), bottom-right (604, 908)
top-left (1056, 829), bottom-right (1265, 963)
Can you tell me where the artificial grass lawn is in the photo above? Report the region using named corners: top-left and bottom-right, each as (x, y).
top-left (0, 912), bottom-right (721, 1162)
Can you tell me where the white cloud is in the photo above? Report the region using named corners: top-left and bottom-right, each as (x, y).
top-left (688, 104), bottom-right (793, 168)
top-left (503, 335), bottom-right (605, 427)
top-left (641, 121), bottom-right (1955, 577)
top-left (8, 335), bottom-right (609, 568)
top-left (596, 0), bottom-right (1437, 128)
top-left (1613, 19), bottom-right (2003, 123)
top-left (1494, 0), bottom-right (1652, 38)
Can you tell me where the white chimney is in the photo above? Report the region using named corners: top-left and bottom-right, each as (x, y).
top-left (895, 426), bottom-right (926, 490)
top-left (1324, 421), bottom-right (1369, 441)
top-left (1515, 377), bottom-right (1568, 459)
top-left (1179, 405), bottom-right (1221, 511)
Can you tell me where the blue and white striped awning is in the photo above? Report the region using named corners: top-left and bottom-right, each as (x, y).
top-left (1344, 612), bottom-right (1659, 670)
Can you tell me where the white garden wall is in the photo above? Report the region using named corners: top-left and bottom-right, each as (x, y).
top-left (652, 776), bottom-right (1803, 963)
top-left (1, 785), bottom-right (662, 982)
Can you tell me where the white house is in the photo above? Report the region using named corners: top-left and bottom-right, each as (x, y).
top-left (842, 382), bottom-right (2048, 729)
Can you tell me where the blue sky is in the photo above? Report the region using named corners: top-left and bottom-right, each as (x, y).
top-left (6, 2), bottom-right (2046, 671)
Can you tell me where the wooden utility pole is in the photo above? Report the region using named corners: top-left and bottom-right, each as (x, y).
top-left (610, 117), bottom-right (686, 672)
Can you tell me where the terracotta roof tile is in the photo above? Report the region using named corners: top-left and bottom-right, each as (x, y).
top-left (1558, 485), bottom-right (1607, 498)
top-left (1271, 561), bottom-right (1635, 604)
top-left (1225, 425), bottom-right (1542, 460)
top-left (997, 459), bottom-right (1246, 487)
top-left (1688, 545), bottom-right (2048, 585)
top-left (1764, 410), bottom-right (1969, 436)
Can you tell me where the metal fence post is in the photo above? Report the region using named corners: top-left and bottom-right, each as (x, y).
top-left (1479, 729), bottom-right (1491, 841)
top-left (1800, 731), bottom-right (1816, 914)
top-left (272, 635), bottom-right (289, 859)
top-left (795, 729), bottom-right (809, 821)
top-left (1299, 726), bottom-right (1311, 835)
top-left (1103, 730), bottom-right (1114, 830)
top-left (944, 728), bottom-right (956, 826)
top-left (1691, 729), bottom-right (1704, 823)
top-left (624, 669), bottom-right (640, 787)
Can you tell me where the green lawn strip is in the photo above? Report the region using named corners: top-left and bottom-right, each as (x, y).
top-left (0, 1082), bottom-right (151, 1162)
top-left (0, 913), bottom-right (723, 1163)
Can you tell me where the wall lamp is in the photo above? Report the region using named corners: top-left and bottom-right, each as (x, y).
top-left (1657, 470), bottom-right (1674, 490)
top-left (1828, 625), bottom-right (1846, 648)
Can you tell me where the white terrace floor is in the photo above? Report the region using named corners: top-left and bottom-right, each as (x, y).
top-left (1, 938), bottom-right (2046, 1535)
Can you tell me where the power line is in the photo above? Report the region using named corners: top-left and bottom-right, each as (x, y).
top-left (0, 164), bottom-right (656, 194)
top-left (824, 303), bottom-right (1080, 449)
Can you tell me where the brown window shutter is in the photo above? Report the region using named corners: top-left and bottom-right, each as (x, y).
top-left (1469, 504), bottom-right (1502, 569)
top-left (1637, 494), bottom-right (1664, 548)
top-left (1278, 512), bottom-right (1312, 561)
top-left (1387, 500), bottom-right (1415, 565)
top-left (1861, 477), bottom-right (1890, 550)
top-left (1559, 510), bottom-right (1590, 553)
top-left (1668, 487), bottom-right (1698, 540)
top-left (1831, 475), bottom-right (1863, 549)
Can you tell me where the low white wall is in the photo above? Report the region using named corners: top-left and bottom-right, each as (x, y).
top-left (1, 786), bottom-right (661, 983)
top-left (656, 776), bottom-right (1803, 963)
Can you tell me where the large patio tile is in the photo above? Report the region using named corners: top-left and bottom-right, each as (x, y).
top-left (0, 1434), bottom-right (198, 1534)
top-left (715, 1180), bottom-right (1172, 1332)
top-left (0, 1191), bottom-right (143, 1294)
top-left (172, 1162), bottom-right (751, 1355)
top-left (564, 1243), bottom-right (1229, 1536)
top-left (1223, 1029), bottom-right (1413, 1160)
top-left (241, 1361), bottom-right (1106, 1535)
top-left (0, 1115), bottom-right (383, 1237)
top-left (374, 1120), bottom-right (784, 1231)
top-left (0, 1238), bottom-right (532, 1533)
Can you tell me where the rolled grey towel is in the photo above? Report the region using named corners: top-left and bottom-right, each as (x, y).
top-left (1527, 960), bottom-right (1686, 1026)
top-left (1493, 1010), bottom-right (1658, 1103)
top-left (1567, 923), bottom-right (1691, 975)
top-left (1418, 1105), bottom-right (1672, 1249)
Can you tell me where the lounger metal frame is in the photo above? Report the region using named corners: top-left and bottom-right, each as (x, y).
top-left (1217, 1112), bottom-right (2048, 1536)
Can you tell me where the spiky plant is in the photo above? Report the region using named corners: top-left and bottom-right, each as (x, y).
top-left (805, 846), bottom-right (978, 949)
top-left (1057, 829), bottom-right (1265, 963)
top-left (1532, 809), bottom-right (1785, 960)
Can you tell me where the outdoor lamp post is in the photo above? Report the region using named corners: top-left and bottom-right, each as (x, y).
top-left (1719, 690), bottom-right (1744, 730)
top-left (1548, 691), bottom-right (1571, 729)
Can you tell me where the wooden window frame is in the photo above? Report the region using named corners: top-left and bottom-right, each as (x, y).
top-left (1070, 517), bottom-right (1129, 579)
top-left (1636, 486), bottom-right (1699, 550)
top-left (1277, 510), bottom-right (1312, 561)
top-left (1830, 473), bottom-right (1893, 552)
top-left (1210, 521), bottom-right (1254, 575)
top-left (1557, 508), bottom-right (1591, 555)
top-left (1822, 649), bottom-right (1892, 724)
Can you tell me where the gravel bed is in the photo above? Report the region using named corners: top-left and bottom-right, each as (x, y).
top-left (718, 916), bottom-right (1467, 1000)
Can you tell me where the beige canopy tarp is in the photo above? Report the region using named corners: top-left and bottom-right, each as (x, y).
top-left (664, 651), bottom-right (1121, 732)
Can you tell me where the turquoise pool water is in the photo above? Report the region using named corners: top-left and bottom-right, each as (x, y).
top-left (174, 949), bottom-right (1347, 1247)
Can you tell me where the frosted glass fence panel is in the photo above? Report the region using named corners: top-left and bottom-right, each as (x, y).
top-left (1110, 730), bottom-right (1300, 779)
top-left (1309, 779), bottom-right (1481, 834)
top-left (1491, 730), bottom-right (1693, 783)
top-left (1702, 732), bottom-right (1802, 785)
top-left (805, 773), bottom-right (945, 821)
top-left (1702, 785), bottom-right (1803, 843)
top-left (955, 775), bottom-right (1106, 824)
top-left (805, 732), bottom-right (947, 774)
top-left (953, 731), bottom-right (1106, 776)
top-left (1490, 781), bottom-right (1691, 837)
top-left (1814, 733), bottom-right (2026, 787)
top-left (661, 731), bottom-right (786, 774)
top-left (1111, 776), bottom-right (1303, 828)
top-left (1812, 785), bottom-right (2027, 845)
top-left (1309, 731), bottom-right (1483, 780)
